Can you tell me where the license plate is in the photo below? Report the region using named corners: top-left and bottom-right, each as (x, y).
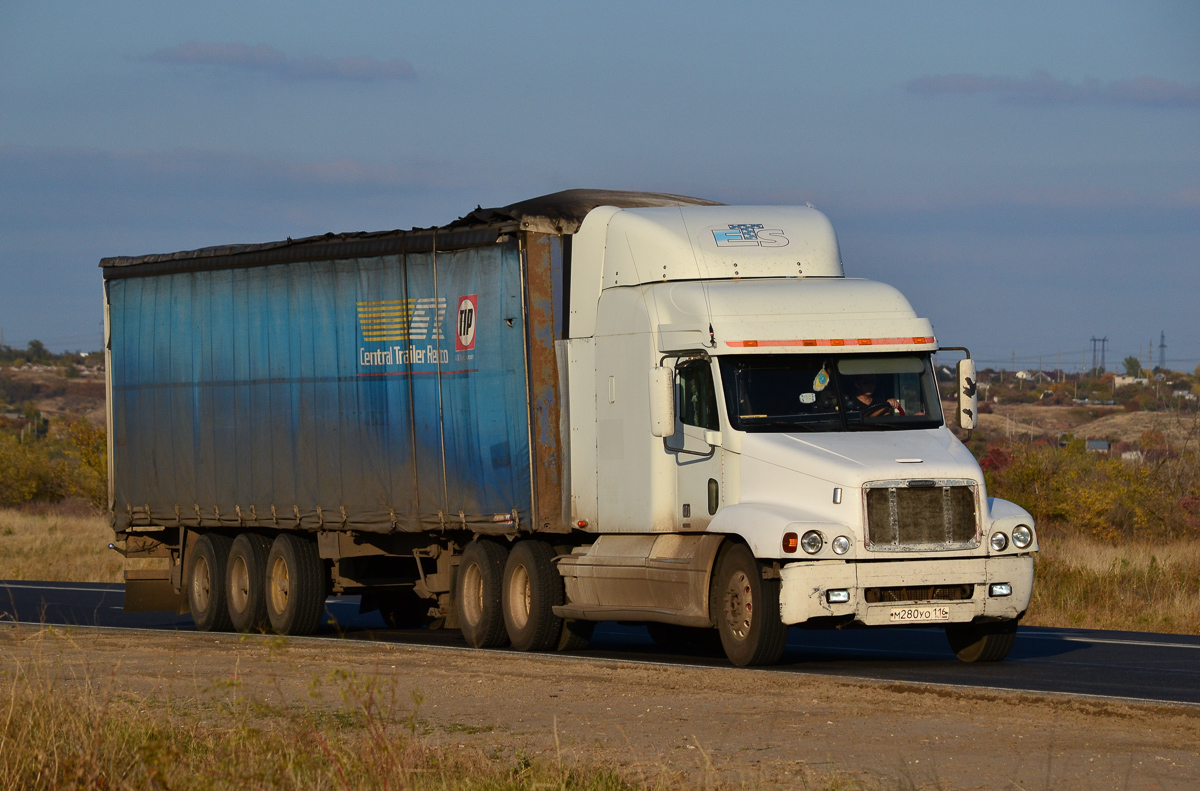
top-left (889, 606), bottom-right (950, 622)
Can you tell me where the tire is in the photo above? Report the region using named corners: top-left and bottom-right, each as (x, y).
top-left (646, 622), bottom-right (723, 655)
top-left (456, 539), bottom-right (509, 648)
top-left (265, 533), bottom-right (326, 636)
top-left (226, 533), bottom-right (272, 633)
top-left (946, 620), bottom-right (1018, 662)
top-left (710, 542), bottom-right (788, 667)
top-left (558, 619), bottom-right (594, 652)
top-left (378, 588), bottom-right (434, 629)
top-left (502, 540), bottom-right (565, 652)
top-left (188, 533), bottom-right (234, 632)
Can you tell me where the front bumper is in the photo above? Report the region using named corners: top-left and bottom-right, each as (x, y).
top-left (778, 555), bottom-right (1034, 626)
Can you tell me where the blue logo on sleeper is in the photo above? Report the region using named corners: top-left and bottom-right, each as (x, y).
top-left (711, 224), bottom-right (789, 247)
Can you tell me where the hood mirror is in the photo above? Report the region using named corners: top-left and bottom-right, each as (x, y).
top-left (957, 358), bottom-right (978, 431)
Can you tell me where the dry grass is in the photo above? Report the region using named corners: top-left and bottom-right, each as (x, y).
top-left (0, 627), bottom-right (869, 791)
top-left (0, 507), bottom-right (151, 583)
top-left (1024, 533), bottom-right (1200, 634)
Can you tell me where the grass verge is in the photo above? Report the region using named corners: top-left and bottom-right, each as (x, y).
top-left (1024, 533), bottom-right (1200, 634)
top-left (0, 627), bottom-right (868, 790)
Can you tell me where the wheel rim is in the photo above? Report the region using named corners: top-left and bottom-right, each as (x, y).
top-left (508, 564), bottom-right (531, 630)
top-left (269, 556), bottom-right (290, 615)
top-left (230, 555), bottom-right (250, 613)
top-left (461, 562), bottom-right (484, 627)
top-left (192, 555), bottom-right (212, 613)
top-left (723, 569), bottom-right (753, 640)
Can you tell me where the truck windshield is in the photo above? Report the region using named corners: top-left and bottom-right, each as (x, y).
top-left (718, 353), bottom-right (944, 433)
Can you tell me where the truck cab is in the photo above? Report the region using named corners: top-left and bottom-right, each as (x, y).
top-left (550, 202), bottom-right (1036, 665)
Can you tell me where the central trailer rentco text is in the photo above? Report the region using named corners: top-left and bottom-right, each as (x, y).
top-left (103, 189), bottom-right (1036, 665)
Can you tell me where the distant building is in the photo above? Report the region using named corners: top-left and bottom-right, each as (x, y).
top-left (1113, 375), bottom-right (1149, 387)
top-left (1085, 438), bottom-right (1110, 453)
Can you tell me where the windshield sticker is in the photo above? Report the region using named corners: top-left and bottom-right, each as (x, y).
top-left (813, 366), bottom-right (830, 391)
top-left (799, 392), bottom-right (816, 404)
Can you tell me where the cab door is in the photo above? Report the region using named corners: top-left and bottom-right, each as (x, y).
top-left (669, 358), bottom-right (724, 530)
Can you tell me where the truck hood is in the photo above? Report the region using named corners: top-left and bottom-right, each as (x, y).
top-left (737, 426), bottom-right (983, 489)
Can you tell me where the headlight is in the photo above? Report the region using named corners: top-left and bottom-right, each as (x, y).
top-left (989, 532), bottom-right (1009, 552)
top-left (831, 535), bottom-right (851, 555)
top-left (801, 530), bottom-right (824, 555)
top-left (1011, 525), bottom-right (1033, 549)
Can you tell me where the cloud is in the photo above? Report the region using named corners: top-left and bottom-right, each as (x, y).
top-left (147, 42), bottom-right (415, 82)
top-left (906, 70), bottom-right (1200, 109)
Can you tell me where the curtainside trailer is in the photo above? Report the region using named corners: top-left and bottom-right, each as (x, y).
top-left (104, 189), bottom-right (1037, 665)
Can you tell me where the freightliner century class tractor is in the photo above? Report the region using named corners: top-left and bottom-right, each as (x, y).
top-left (103, 189), bottom-right (1036, 666)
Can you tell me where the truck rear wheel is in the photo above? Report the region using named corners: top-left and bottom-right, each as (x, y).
top-left (188, 533), bottom-right (234, 632)
top-left (265, 533), bottom-right (326, 636)
top-left (946, 620), bottom-right (1018, 662)
top-left (711, 543), bottom-right (788, 667)
top-left (502, 540), bottom-right (565, 652)
top-left (456, 539), bottom-right (509, 648)
top-left (226, 533), bottom-right (271, 633)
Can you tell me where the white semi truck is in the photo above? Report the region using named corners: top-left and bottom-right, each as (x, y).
top-left (105, 189), bottom-right (1035, 666)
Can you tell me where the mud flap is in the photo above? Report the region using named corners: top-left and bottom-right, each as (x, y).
top-left (123, 570), bottom-right (185, 613)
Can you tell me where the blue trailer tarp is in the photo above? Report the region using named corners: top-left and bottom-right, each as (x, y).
top-left (107, 241), bottom-right (532, 533)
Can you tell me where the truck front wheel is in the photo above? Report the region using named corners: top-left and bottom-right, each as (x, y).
top-left (711, 543), bottom-right (788, 667)
top-left (502, 540), bottom-right (564, 652)
top-left (188, 533), bottom-right (234, 632)
top-left (945, 620), bottom-right (1018, 662)
top-left (265, 533), bottom-right (326, 636)
top-left (456, 539), bottom-right (509, 648)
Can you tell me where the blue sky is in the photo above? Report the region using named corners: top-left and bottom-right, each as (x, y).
top-left (1, 1), bottom-right (1196, 371)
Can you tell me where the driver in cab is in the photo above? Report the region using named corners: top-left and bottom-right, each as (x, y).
top-left (847, 373), bottom-right (903, 418)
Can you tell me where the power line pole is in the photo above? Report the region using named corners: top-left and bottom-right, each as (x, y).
top-left (1159, 331), bottom-right (1167, 370)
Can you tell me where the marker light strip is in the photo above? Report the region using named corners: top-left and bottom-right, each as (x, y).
top-left (725, 336), bottom-right (936, 348)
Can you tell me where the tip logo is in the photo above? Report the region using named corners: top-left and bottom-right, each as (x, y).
top-left (711, 223), bottom-right (789, 248)
top-left (456, 294), bottom-right (477, 351)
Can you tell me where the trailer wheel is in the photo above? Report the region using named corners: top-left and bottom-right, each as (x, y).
top-left (946, 620), bottom-right (1017, 662)
top-left (456, 539), bottom-right (509, 648)
top-left (188, 533), bottom-right (234, 632)
top-left (226, 533), bottom-right (272, 633)
top-left (265, 533), bottom-right (326, 636)
top-left (502, 541), bottom-right (565, 652)
top-left (711, 543), bottom-right (788, 667)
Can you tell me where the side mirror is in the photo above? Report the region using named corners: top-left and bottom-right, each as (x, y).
top-left (957, 358), bottom-right (978, 430)
top-left (648, 366), bottom-right (675, 437)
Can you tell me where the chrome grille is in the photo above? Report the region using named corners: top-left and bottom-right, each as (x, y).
top-left (864, 479), bottom-right (979, 551)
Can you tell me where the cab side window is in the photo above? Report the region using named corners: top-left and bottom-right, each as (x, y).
top-left (676, 359), bottom-right (720, 430)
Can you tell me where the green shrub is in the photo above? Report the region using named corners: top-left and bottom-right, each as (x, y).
top-left (984, 439), bottom-right (1200, 542)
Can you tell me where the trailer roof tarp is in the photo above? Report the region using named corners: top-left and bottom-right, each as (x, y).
top-left (100, 189), bottom-right (720, 280)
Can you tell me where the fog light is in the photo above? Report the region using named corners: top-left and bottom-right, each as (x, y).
top-left (1011, 524), bottom-right (1033, 549)
top-left (782, 532), bottom-right (799, 553)
top-left (801, 530), bottom-right (824, 555)
top-left (831, 535), bottom-right (851, 555)
top-left (826, 589), bottom-right (850, 604)
top-left (989, 583), bottom-right (1012, 597)
top-left (989, 532), bottom-right (1009, 552)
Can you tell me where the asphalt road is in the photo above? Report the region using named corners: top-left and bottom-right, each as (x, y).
top-left (3, 579), bottom-right (1198, 706)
